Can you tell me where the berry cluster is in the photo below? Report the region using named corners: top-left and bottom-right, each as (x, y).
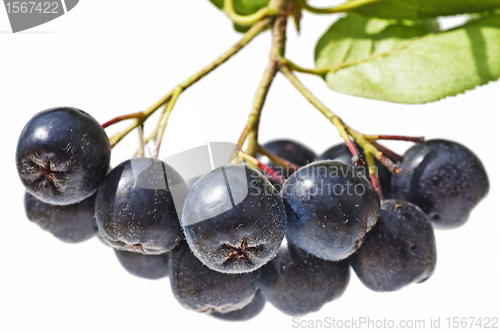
top-left (18, 107), bottom-right (489, 320)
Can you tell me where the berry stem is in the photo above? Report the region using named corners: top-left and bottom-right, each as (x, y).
top-left (102, 111), bottom-right (144, 129)
top-left (365, 135), bottom-right (425, 144)
top-left (107, 17), bottom-right (273, 148)
top-left (299, 0), bottom-right (379, 14)
top-left (240, 151), bottom-right (285, 183)
top-left (279, 64), bottom-right (362, 164)
top-left (153, 86), bottom-right (182, 158)
top-left (369, 141), bottom-right (404, 162)
top-left (137, 125), bottom-right (145, 157)
top-left (223, 0), bottom-right (278, 26)
top-left (279, 63), bottom-right (402, 174)
top-left (257, 144), bottom-right (300, 173)
top-left (344, 124), bottom-right (400, 173)
top-left (238, 0), bottom-right (289, 164)
top-left (132, 129), bottom-right (157, 158)
top-left (365, 152), bottom-right (384, 200)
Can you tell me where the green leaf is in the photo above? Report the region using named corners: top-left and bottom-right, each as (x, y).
top-left (209, 0), bottom-right (270, 32)
top-left (315, 14), bottom-right (500, 103)
top-left (348, 0), bottom-right (500, 19)
top-left (315, 15), bottom-right (440, 68)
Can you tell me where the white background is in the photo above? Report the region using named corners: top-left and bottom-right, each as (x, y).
top-left (1, 1), bottom-right (499, 331)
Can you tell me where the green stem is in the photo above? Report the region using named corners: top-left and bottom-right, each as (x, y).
top-left (153, 86), bottom-right (182, 158)
top-left (344, 123), bottom-right (399, 172)
top-left (224, 0), bottom-right (278, 26)
top-left (240, 150), bottom-right (286, 183)
top-left (108, 17), bottom-right (273, 148)
top-left (364, 134), bottom-right (425, 143)
top-left (133, 128), bottom-right (157, 158)
top-left (257, 144), bottom-right (300, 172)
top-left (137, 125), bottom-right (145, 157)
top-left (239, 0), bottom-right (289, 162)
top-left (369, 140), bottom-right (404, 162)
top-left (280, 64), bottom-right (362, 162)
top-left (300, 0), bottom-right (379, 14)
top-left (365, 152), bottom-right (384, 200)
top-left (281, 57), bottom-right (326, 76)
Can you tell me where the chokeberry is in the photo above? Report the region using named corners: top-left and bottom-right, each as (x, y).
top-left (257, 139), bottom-right (316, 178)
top-left (16, 107), bottom-right (110, 205)
top-left (182, 164), bottom-right (286, 274)
top-left (319, 143), bottom-right (392, 198)
top-left (115, 249), bottom-right (169, 279)
top-left (24, 191), bottom-right (97, 243)
top-left (169, 241), bottom-right (259, 313)
top-left (96, 158), bottom-right (187, 254)
top-left (350, 200), bottom-right (437, 291)
top-left (210, 291), bottom-right (266, 321)
top-left (259, 241), bottom-right (350, 316)
top-left (391, 139), bottom-right (489, 229)
top-left (282, 160), bottom-right (380, 261)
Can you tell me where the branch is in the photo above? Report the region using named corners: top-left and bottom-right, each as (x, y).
top-left (107, 17), bottom-right (273, 148)
top-left (257, 144), bottom-right (300, 173)
top-left (345, 123), bottom-right (399, 172)
top-left (238, 0), bottom-right (289, 160)
top-left (240, 151), bottom-right (285, 183)
top-left (102, 111), bottom-right (144, 129)
top-left (153, 87), bottom-right (182, 158)
top-left (365, 134), bottom-right (425, 144)
top-left (137, 125), bottom-right (145, 157)
top-left (279, 64), bottom-right (362, 163)
top-left (369, 140), bottom-right (404, 163)
top-left (365, 152), bottom-right (384, 200)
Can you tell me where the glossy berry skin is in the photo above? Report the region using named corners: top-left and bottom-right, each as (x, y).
top-left (96, 158), bottom-right (187, 255)
top-left (182, 164), bottom-right (286, 274)
top-left (391, 139), bottom-right (489, 229)
top-left (257, 139), bottom-right (316, 178)
top-left (24, 191), bottom-right (97, 243)
top-left (282, 161), bottom-right (380, 261)
top-left (259, 241), bottom-right (350, 316)
top-left (350, 200), bottom-right (437, 292)
top-left (16, 107), bottom-right (110, 205)
top-left (169, 241), bottom-right (259, 314)
top-left (210, 290), bottom-right (265, 321)
top-left (115, 249), bottom-right (169, 280)
top-left (319, 143), bottom-right (392, 198)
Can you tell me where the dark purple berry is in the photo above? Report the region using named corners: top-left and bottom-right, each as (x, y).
top-left (350, 200), bottom-right (437, 292)
top-left (182, 164), bottom-right (286, 274)
top-left (24, 191), bottom-right (97, 243)
top-left (16, 107), bottom-right (110, 205)
top-left (210, 291), bottom-right (266, 321)
top-left (259, 241), bottom-right (350, 316)
top-left (96, 158), bottom-right (187, 254)
top-left (115, 249), bottom-right (169, 279)
top-left (169, 241), bottom-right (259, 314)
top-left (282, 160), bottom-right (380, 261)
top-left (392, 139), bottom-right (489, 229)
